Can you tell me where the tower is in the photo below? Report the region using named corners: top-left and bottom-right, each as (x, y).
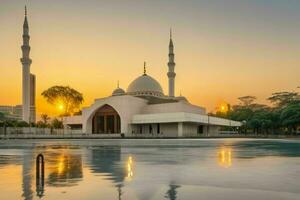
top-left (21, 6), bottom-right (32, 123)
top-left (167, 29), bottom-right (176, 97)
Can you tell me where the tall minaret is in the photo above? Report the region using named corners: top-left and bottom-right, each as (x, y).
top-left (21, 6), bottom-right (32, 123)
top-left (167, 29), bottom-right (176, 97)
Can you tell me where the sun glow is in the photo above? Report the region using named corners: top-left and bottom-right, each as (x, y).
top-left (218, 148), bottom-right (232, 168)
top-left (221, 106), bottom-right (226, 111)
top-left (58, 104), bottom-right (64, 110)
top-left (126, 156), bottom-right (134, 180)
top-left (218, 103), bottom-right (229, 113)
top-left (57, 156), bottom-right (65, 174)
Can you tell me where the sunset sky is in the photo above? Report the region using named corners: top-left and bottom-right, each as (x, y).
top-left (1, 0), bottom-right (300, 116)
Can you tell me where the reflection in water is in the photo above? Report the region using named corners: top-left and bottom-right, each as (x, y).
top-left (47, 153), bottom-right (83, 187)
top-left (36, 154), bottom-right (45, 198)
top-left (165, 184), bottom-right (180, 200)
top-left (218, 148), bottom-right (232, 168)
top-left (1, 139), bottom-right (300, 200)
top-left (89, 146), bottom-right (125, 184)
top-left (126, 156), bottom-right (133, 180)
top-left (22, 150), bottom-right (34, 200)
top-left (88, 146), bottom-right (128, 199)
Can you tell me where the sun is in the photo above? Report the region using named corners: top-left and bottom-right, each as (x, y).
top-left (221, 105), bottom-right (226, 111)
top-left (58, 104), bottom-right (64, 111)
top-left (218, 103), bottom-right (228, 113)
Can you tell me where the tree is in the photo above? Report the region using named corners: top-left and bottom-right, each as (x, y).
top-left (0, 112), bottom-right (5, 121)
top-left (229, 106), bottom-right (254, 121)
top-left (267, 92), bottom-right (299, 108)
top-left (36, 114), bottom-right (51, 128)
top-left (280, 103), bottom-right (300, 134)
top-left (16, 121), bottom-right (30, 127)
top-left (41, 114), bottom-right (50, 124)
top-left (238, 96), bottom-right (257, 106)
top-left (51, 118), bottom-right (64, 129)
top-left (36, 121), bottom-right (48, 128)
top-left (73, 110), bottom-right (82, 116)
top-left (42, 86), bottom-right (84, 116)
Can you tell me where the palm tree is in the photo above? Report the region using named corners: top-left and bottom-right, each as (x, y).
top-left (41, 114), bottom-right (50, 124)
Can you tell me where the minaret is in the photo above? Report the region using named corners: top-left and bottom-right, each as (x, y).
top-left (167, 29), bottom-right (176, 97)
top-left (21, 6), bottom-right (32, 123)
top-left (143, 61), bottom-right (147, 75)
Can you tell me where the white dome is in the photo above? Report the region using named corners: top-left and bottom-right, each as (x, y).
top-left (127, 74), bottom-right (164, 97)
top-left (112, 87), bottom-right (125, 96)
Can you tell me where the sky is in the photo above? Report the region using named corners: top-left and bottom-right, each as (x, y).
top-left (0, 0), bottom-right (300, 116)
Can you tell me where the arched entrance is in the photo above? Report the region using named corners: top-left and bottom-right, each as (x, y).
top-left (92, 104), bottom-right (121, 134)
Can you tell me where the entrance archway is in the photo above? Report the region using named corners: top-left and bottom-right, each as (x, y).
top-left (92, 104), bottom-right (121, 134)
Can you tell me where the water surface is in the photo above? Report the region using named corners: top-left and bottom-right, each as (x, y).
top-left (0, 139), bottom-right (299, 200)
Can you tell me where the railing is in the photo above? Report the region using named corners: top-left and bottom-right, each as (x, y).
top-left (0, 127), bottom-right (83, 135)
top-left (0, 127), bottom-right (299, 139)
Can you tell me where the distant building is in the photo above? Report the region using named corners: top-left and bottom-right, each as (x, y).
top-left (0, 105), bottom-right (22, 120)
top-left (30, 74), bottom-right (36, 123)
top-left (13, 105), bottom-right (23, 119)
top-left (0, 106), bottom-right (14, 114)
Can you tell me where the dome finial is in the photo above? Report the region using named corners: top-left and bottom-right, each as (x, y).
top-left (117, 80), bottom-right (119, 88)
top-left (170, 27), bottom-right (172, 39)
top-left (25, 5), bottom-right (27, 16)
top-left (143, 61), bottom-right (147, 75)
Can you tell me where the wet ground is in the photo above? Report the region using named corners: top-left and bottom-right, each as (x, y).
top-left (0, 139), bottom-right (299, 200)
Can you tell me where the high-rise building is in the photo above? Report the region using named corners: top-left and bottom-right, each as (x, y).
top-left (30, 73), bottom-right (36, 122)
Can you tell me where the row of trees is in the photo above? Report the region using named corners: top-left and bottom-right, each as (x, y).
top-left (214, 92), bottom-right (300, 135)
top-left (36, 114), bottom-right (63, 129)
top-left (0, 113), bottom-right (64, 129)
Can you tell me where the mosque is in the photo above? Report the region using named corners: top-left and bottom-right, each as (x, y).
top-left (64, 31), bottom-right (242, 137)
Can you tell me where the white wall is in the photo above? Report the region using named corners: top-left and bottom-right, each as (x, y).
top-left (82, 95), bottom-right (147, 134)
top-left (63, 115), bottom-right (82, 125)
top-left (132, 112), bottom-right (242, 127)
top-left (142, 101), bottom-right (206, 115)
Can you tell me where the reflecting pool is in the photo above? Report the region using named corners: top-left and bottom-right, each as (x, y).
top-left (0, 139), bottom-right (299, 200)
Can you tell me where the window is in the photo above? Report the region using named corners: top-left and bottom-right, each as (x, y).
top-left (97, 116), bottom-right (104, 133)
top-left (197, 125), bottom-right (204, 134)
top-left (149, 124), bottom-right (153, 134)
top-left (157, 123), bottom-right (160, 134)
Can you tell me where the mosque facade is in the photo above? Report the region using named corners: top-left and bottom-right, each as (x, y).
top-left (64, 31), bottom-right (241, 137)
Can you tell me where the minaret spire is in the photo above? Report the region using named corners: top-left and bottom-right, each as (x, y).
top-left (143, 61), bottom-right (147, 75)
top-left (21, 5), bottom-right (32, 123)
top-left (167, 29), bottom-right (176, 97)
